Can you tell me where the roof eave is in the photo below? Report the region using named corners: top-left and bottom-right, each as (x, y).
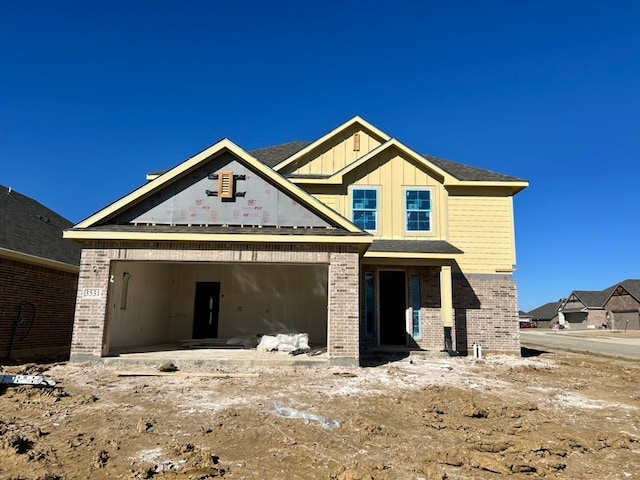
top-left (363, 251), bottom-right (461, 260)
top-left (447, 181), bottom-right (529, 192)
top-left (0, 247), bottom-right (80, 273)
top-left (63, 229), bottom-right (373, 245)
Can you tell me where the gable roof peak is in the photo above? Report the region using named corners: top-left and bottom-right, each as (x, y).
top-left (69, 137), bottom-right (366, 235)
top-left (272, 115), bottom-right (390, 172)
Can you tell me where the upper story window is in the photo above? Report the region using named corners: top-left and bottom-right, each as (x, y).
top-left (352, 188), bottom-right (378, 232)
top-left (405, 189), bottom-right (432, 232)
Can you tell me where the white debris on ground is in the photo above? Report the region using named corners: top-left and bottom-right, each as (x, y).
top-left (256, 333), bottom-right (310, 353)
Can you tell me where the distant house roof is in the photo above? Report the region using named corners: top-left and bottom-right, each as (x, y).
top-left (613, 279), bottom-right (640, 301)
top-left (0, 185), bottom-right (81, 267)
top-left (561, 279), bottom-right (640, 312)
top-left (570, 290), bottom-right (610, 308)
top-left (598, 279), bottom-right (640, 305)
top-left (527, 302), bottom-right (561, 321)
top-left (148, 142), bottom-right (526, 183)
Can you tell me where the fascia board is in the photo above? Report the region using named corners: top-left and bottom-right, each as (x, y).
top-left (63, 230), bottom-right (372, 245)
top-left (0, 247), bottom-right (79, 273)
top-left (272, 116), bottom-right (391, 172)
top-left (75, 139), bottom-right (235, 228)
top-left (363, 251), bottom-right (461, 260)
top-left (453, 181), bottom-right (530, 193)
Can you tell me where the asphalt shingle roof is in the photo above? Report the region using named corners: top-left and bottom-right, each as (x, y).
top-left (250, 142), bottom-right (310, 167)
top-left (527, 301), bottom-right (561, 320)
top-left (0, 185), bottom-right (81, 266)
top-left (424, 155), bottom-right (525, 182)
top-left (252, 143), bottom-right (525, 182)
top-left (369, 240), bottom-right (463, 255)
top-left (571, 290), bottom-right (610, 308)
top-left (148, 140), bottom-right (524, 183)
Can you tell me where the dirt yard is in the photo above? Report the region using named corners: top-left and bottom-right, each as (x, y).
top-left (1, 350), bottom-right (639, 480)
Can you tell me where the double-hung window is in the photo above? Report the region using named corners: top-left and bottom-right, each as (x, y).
top-left (405, 189), bottom-right (432, 233)
top-left (352, 188), bottom-right (378, 231)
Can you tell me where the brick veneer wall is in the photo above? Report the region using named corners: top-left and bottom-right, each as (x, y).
top-left (70, 241), bottom-right (360, 364)
top-left (0, 258), bottom-right (78, 359)
top-left (586, 310), bottom-right (607, 329)
top-left (453, 274), bottom-right (520, 354)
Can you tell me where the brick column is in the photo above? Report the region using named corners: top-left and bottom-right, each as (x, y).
top-left (327, 251), bottom-right (360, 366)
top-left (69, 248), bottom-right (111, 362)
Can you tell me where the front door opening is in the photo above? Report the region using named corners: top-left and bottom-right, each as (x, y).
top-left (379, 271), bottom-right (406, 345)
top-left (193, 282), bottom-right (221, 339)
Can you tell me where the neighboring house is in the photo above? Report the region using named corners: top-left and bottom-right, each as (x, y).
top-left (559, 290), bottom-right (608, 329)
top-left (63, 117), bottom-right (528, 365)
top-left (558, 279), bottom-right (640, 330)
top-left (0, 185), bottom-right (81, 359)
top-left (526, 301), bottom-right (561, 329)
top-left (603, 279), bottom-right (640, 330)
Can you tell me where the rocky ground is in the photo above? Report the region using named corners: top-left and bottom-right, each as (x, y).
top-left (0, 349), bottom-right (639, 479)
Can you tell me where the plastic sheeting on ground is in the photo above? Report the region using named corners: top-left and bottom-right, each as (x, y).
top-left (272, 402), bottom-right (341, 430)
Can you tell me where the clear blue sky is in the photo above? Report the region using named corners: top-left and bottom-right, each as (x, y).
top-left (2, 1), bottom-right (639, 311)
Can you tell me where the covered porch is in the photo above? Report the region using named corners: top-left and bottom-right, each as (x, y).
top-left (360, 239), bottom-right (463, 354)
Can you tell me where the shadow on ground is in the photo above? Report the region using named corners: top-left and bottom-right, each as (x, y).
top-left (521, 346), bottom-right (548, 358)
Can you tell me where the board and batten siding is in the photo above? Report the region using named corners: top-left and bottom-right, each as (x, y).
top-left (340, 152), bottom-right (448, 240)
top-left (447, 194), bottom-right (516, 273)
top-left (288, 129), bottom-right (383, 176)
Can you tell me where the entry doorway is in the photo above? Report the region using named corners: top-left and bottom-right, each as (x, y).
top-left (193, 282), bottom-right (221, 339)
top-left (379, 270), bottom-right (407, 345)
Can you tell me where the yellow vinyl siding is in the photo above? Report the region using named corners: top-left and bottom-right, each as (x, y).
top-left (289, 129), bottom-right (382, 176)
top-left (448, 195), bottom-right (515, 273)
top-left (312, 193), bottom-right (337, 211)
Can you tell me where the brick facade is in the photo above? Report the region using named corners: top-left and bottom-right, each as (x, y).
top-left (453, 274), bottom-right (519, 354)
top-left (0, 258), bottom-right (78, 359)
top-left (70, 241), bottom-right (360, 365)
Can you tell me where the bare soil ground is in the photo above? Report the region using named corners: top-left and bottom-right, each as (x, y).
top-left (1, 350), bottom-right (639, 480)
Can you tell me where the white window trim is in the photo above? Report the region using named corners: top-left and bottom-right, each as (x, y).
top-left (349, 185), bottom-right (381, 234)
top-left (403, 186), bottom-right (435, 236)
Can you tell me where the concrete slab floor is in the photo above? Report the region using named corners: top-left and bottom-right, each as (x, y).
top-left (102, 343), bottom-right (330, 368)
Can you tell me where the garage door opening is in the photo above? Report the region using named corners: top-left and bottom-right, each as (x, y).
top-left (103, 261), bottom-right (329, 355)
